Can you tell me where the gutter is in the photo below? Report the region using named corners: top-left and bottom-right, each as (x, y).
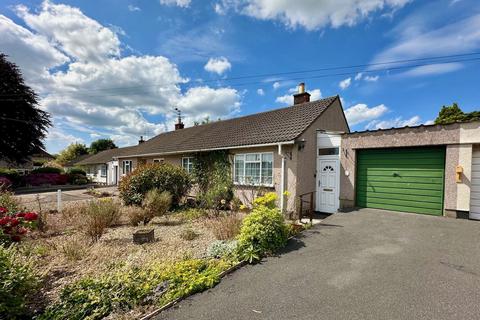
top-left (114, 141), bottom-right (296, 159)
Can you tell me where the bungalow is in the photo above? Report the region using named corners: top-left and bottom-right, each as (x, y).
top-left (0, 148), bottom-right (55, 175)
top-left (114, 84), bottom-right (350, 213)
top-left (75, 146), bottom-right (138, 185)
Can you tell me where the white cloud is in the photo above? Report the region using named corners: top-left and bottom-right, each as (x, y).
top-left (257, 88), bottom-right (265, 96)
top-left (339, 77), bottom-right (352, 90)
top-left (366, 115), bottom-right (421, 129)
top-left (354, 72), bottom-right (363, 80)
top-left (128, 4), bottom-right (141, 11)
top-left (204, 56), bottom-right (232, 75)
top-left (344, 103), bottom-right (388, 126)
top-left (373, 10), bottom-right (480, 76)
top-left (223, 0), bottom-right (411, 31)
top-left (159, 0), bottom-right (191, 8)
top-left (15, 1), bottom-right (121, 63)
top-left (45, 127), bottom-right (85, 152)
top-left (272, 81), bottom-right (281, 90)
top-left (1, 1), bottom-right (242, 152)
top-left (401, 63), bottom-right (463, 77)
top-left (364, 75), bottom-right (380, 82)
top-left (276, 88), bottom-right (322, 105)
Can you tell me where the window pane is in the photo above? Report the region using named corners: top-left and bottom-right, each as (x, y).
top-left (261, 153), bottom-right (273, 185)
top-left (234, 155), bottom-right (244, 183)
top-left (245, 154), bottom-right (260, 162)
top-left (245, 162), bottom-right (260, 184)
top-left (318, 148), bottom-right (339, 156)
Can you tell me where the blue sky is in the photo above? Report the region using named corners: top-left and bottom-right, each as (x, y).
top-left (1, 0), bottom-right (479, 153)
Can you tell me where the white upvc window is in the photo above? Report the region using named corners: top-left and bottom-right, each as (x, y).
top-left (234, 152), bottom-right (273, 186)
top-left (182, 157), bottom-right (194, 174)
top-left (100, 165), bottom-right (107, 177)
top-left (153, 158), bottom-right (164, 163)
top-left (122, 160), bottom-right (132, 175)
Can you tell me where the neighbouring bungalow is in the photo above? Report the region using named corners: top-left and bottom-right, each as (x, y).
top-left (0, 147), bottom-right (55, 175)
top-left (102, 84), bottom-right (350, 214)
top-left (75, 145), bottom-right (139, 185)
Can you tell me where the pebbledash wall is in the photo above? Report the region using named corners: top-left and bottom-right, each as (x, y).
top-left (339, 121), bottom-right (480, 217)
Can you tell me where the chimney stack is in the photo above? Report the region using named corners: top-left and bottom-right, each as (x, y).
top-left (174, 107), bottom-right (184, 130)
top-left (138, 136), bottom-right (145, 144)
top-left (293, 82), bottom-right (310, 105)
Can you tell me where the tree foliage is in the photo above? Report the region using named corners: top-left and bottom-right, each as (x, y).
top-left (89, 139), bottom-right (117, 154)
top-left (0, 53), bottom-right (51, 164)
top-left (56, 143), bottom-right (89, 165)
top-left (434, 103), bottom-right (480, 125)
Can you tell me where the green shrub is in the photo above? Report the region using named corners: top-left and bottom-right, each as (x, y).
top-left (67, 167), bottom-right (86, 176)
top-left (0, 245), bottom-right (39, 318)
top-left (40, 259), bottom-right (232, 320)
top-left (237, 205), bottom-right (288, 262)
top-left (142, 189), bottom-right (172, 224)
top-left (180, 228), bottom-right (198, 241)
top-left (180, 208), bottom-right (209, 221)
top-left (31, 166), bottom-right (62, 174)
top-left (253, 192), bottom-right (277, 209)
top-left (118, 163), bottom-right (191, 207)
top-left (123, 206), bottom-right (147, 226)
top-left (206, 214), bottom-right (242, 240)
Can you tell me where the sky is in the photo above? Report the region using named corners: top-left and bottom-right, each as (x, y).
top-left (1, 0), bottom-right (479, 153)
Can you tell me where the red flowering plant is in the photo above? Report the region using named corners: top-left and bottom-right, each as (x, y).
top-left (0, 206), bottom-right (38, 244)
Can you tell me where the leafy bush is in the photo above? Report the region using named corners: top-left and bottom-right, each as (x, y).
top-left (31, 166), bottom-right (63, 174)
top-left (0, 190), bottom-right (19, 213)
top-left (118, 163), bottom-right (191, 207)
top-left (180, 208), bottom-right (209, 221)
top-left (0, 206), bottom-right (38, 244)
top-left (68, 173), bottom-right (89, 185)
top-left (0, 168), bottom-right (20, 186)
top-left (253, 192), bottom-right (277, 209)
top-left (207, 240), bottom-right (238, 258)
top-left (0, 245), bottom-right (39, 318)
top-left (237, 205), bottom-right (288, 262)
top-left (142, 189), bottom-right (172, 224)
top-left (82, 199), bottom-right (121, 241)
top-left (67, 167), bottom-right (86, 176)
top-left (40, 259), bottom-right (232, 320)
top-left (206, 214), bottom-right (242, 240)
top-left (24, 173), bottom-right (68, 186)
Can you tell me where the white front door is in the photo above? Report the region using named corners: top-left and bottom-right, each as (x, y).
top-left (317, 159), bottom-right (339, 213)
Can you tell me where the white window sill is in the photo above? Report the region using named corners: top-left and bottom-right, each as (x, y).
top-left (233, 182), bottom-right (274, 188)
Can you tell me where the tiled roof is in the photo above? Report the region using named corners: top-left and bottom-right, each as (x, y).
top-left (120, 96), bottom-right (338, 157)
top-left (75, 146), bottom-right (138, 165)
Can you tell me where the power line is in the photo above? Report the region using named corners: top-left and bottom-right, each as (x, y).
top-left (0, 53), bottom-right (479, 101)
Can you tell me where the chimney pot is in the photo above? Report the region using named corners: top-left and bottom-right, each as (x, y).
top-left (138, 136), bottom-right (145, 144)
top-left (293, 82), bottom-right (310, 105)
top-left (175, 122), bottom-right (184, 130)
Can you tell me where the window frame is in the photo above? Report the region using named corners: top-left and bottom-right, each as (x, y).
top-left (153, 158), bottom-right (164, 163)
top-left (100, 164), bottom-right (107, 177)
top-left (122, 160), bottom-right (132, 175)
top-left (233, 152), bottom-right (274, 187)
top-left (182, 157), bottom-right (194, 174)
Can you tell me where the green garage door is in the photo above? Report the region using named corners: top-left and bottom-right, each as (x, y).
top-left (356, 147), bottom-right (445, 215)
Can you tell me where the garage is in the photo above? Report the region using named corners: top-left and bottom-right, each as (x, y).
top-left (470, 148), bottom-right (480, 220)
top-left (356, 147), bottom-right (446, 216)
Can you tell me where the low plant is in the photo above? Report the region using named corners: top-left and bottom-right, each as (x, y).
top-left (142, 189), bottom-right (172, 224)
top-left (60, 236), bottom-right (89, 262)
top-left (24, 173), bottom-right (68, 186)
top-left (40, 258), bottom-right (233, 320)
top-left (67, 167), bottom-right (86, 176)
top-left (230, 197), bottom-right (243, 211)
top-left (0, 177), bottom-right (12, 190)
top-left (0, 245), bottom-right (40, 318)
top-left (0, 207), bottom-right (38, 244)
top-left (236, 205), bottom-right (288, 263)
top-left (0, 168), bottom-right (20, 186)
top-left (124, 206), bottom-right (147, 227)
top-left (31, 166), bottom-right (63, 174)
top-left (180, 228), bottom-right (198, 241)
top-left (82, 199), bottom-right (121, 242)
top-left (207, 240), bottom-right (238, 258)
top-left (206, 214), bottom-right (242, 240)
top-left (0, 189), bottom-right (20, 213)
top-left (180, 208), bottom-right (209, 221)
top-left (118, 163), bottom-right (191, 207)
top-left (253, 192), bottom-right (277, 209)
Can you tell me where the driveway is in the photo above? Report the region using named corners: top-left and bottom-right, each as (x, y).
top-left (156, 209), bottom-right (480, 320)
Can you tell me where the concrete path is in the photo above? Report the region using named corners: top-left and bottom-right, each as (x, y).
top-left (156, 209), bottom-right (480, 320)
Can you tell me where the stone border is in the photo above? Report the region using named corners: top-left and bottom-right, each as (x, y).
top-left (139, 261), bottom-right (247, 320)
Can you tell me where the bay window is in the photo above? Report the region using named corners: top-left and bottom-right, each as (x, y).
top-left (234, 152), bottom-right (273, 186)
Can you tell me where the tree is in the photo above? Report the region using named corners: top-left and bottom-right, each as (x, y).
top-left (434, 103), bottom-right (480, 125)
top-left (0, 53), bottom-right (51, 163)
top-left (56, 143), bottom-right (89, 165)
top-left (89, 138), bottom-right (117, 154)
